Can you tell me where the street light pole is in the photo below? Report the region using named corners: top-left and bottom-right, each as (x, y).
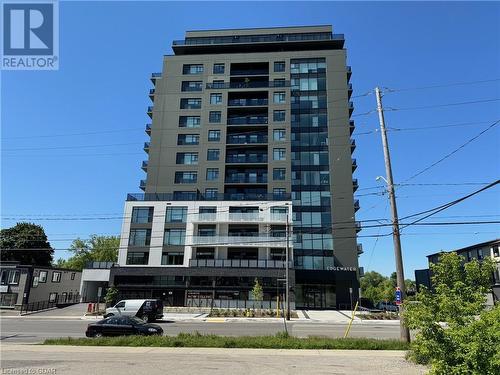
top-left (375, 86), bottom-right (410, 343)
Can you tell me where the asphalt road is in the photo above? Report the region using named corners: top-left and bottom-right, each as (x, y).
top-left (0, 345), bottom-right (427, 375)
top-left (0, 317), bottom-right (400, 343)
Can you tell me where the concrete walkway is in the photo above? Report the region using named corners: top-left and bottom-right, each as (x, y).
top-left (0, 345), bottom-right (427, 375)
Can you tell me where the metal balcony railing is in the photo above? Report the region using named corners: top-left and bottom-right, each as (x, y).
top-left (191, 212), bottom-right (287, 223)
top-left (226, 154), bottom-right (268, 163)
top-left (188, 236), bottom-right (288, 247)
top-left (227, 116), bottom-right (268, 125)
top-left (145, 124), bottom-right (151, 135)
top-left (206, 81), bottom-right (291, 89)
top-left (126, 192), bottom-right (292, 202)
top-left (225, 175), bottom-right (268, 184)
top-left (228, 98), bottom-right (268, 107)
top-left (227, 134), bottom-right (268, 144)
top-left (189, 259), bottom-right (292, 269)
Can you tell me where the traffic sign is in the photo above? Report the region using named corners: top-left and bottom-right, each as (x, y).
top-left (395, 287), bottom-right (402, 305)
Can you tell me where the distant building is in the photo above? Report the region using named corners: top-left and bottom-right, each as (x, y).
top-left (0, 262), bottom-right (82, 309)
top-left (79, 261), bottom-right (115, 303)
top-left (415, 239), bottom-right (500, 303)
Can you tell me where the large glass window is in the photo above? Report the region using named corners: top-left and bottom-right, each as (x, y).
top-left (131, 207), bottom-right (154, 224)
top-left (174, 171), bottom-right (197, 184)
top-left (179, 116), bottom-right (200, 128)
top-left (210, 93), bottom-right (223, 105)
top-left (51, 271), bottom-right (61, 283)
top-left (274, 61), bottom-right (285, 72)
top-left (273, 168), bottom-right (286, 181)
top-left (126, 252), bottom-right (149, 265)
top-left (164, 229), bottom-right (186, 246)
top-left (166, 207), bottom-right (187, 222)
top-left (273, 188), bottom-right (287, 198)
top-left (176, 152), bottom-right (198, 164)
top-left (129, 229), bottom-right (151, 246)
top-left (205, 188), bottom-right (218, 200)
top-left (183, 64), bottom-right (204, 74)
top-left (273, 129), bottom-right (286, 141)
top-left (273, 78), bottom-right (286, 87)
top-left (206, 168), bottom-right (219, 181)
top-left (180, 98), bottom-right (202, 109)
top-left (181, 81), bottom-right (203, 92)
top-left (195, 248), bottom-right (215, 259)
top-left (162, 252), bottom-right (184, 265)
top-left (207, 149), bottom-right (220, 161)
top-left (198, 225), bottom-right (216, 236)
top-left (273, 148), bottom-right (286, 161)
top-left (273, 110), bottom-right (286, 122)
top-left (177, 134), bottom-right (199, 145)
top-left (208, 130), bottom-right (221, 141)
top-left (273, 92), bottom-right (286, 104)
top-left (209, 111), bottom-right (222, 123)
top-left (213, 64), bottom-right (225, 74)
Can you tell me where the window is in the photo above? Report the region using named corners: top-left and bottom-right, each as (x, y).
top-left (180, 98), bottom-right (202, 109)
top-left (166, 207), bottom-right (187, 223)
top-left (273, 188), bottom-right (287, 198)
top-left (51, 271), bottom-right (61, 283)
top-left (494, 246), bottom-right (500, 258)
top-left (273, 92), bottom-right (286, 104)
top-left (39, 271), bottom-right (47, 283)
top-left (273, 168), bottom-right (286, 180)
top-left (176, 152), bottom-right (198, 165)
top-left (206, 168), bottom-right (219, 181)
top-left (126, 252), bottom-right (149, 265)
top-left (199, 207), bottom-right (217, 214)
top-left (478, 249), bottom-right (484, 260)
top-left (131, 207), bottom-right (154, 224)
top-left (270, 248), bottom-right (285, 260)
top-left (129, 229), bottom-right (152, 246)
top-left (179, 116), bottom-right (200, 128)
top-left (71, 272), bottom-right (76, 280)
top-left (273, 110), bottom-right (285, 122)
top-left (205, 188), bottom-right (218, 200)
top-left (48, 292), bottom-right (58, 302)
top-left (177, 134), bottom-right (200, 145)
top-left (273, 78), bottom-right (286, 87)
top-left (198, 225), bottom-right (216, 236)
top-left (183, 64), bottom-right (204, 74)
top-left (209, 111), bottom-right (222, 123)
top-left (162, 252), bottom-right (184, 265)
top-left (32, 276), bottom-right (39, 287)
top-left (211, 80), bottom-right (225, 89)
top-left (273, 129), bottom-right (286, 141)
top-left (175, 171), bottom-right (197, 184)
top-left (207, 149), bottom-right (220, 161)
top-left (164, 229), bottom-right (186, 246)
top-left (7, 270), bottom-right (20, 285)
top-left (210, 93), bottom-right (223, 105)
top-left (213, 63), bottom-right (225, 74)
top-left (173, 191), bottom-right (197, 201)
top-left (195, 248), bottom-right (215, 260)
top-left (181, 81), bottom-right (203, 92)
top-left (273, 148), bottom-right (286, 160)
top-left (208, 130), bottom-right (221, 141)
top-left (274, 61), bottom-right (285, 72)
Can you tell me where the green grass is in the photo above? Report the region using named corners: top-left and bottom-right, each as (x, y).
top-left (43, 332), bottom-right (408, 350)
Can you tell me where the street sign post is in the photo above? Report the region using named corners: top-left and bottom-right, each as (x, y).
top-left (395, 287), bottom-right (402, 305)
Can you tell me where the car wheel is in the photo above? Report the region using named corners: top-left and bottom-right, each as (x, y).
top-left (93, 332), bottom-right (103, 338)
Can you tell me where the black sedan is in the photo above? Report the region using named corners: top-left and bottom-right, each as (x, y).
top-left (85, 316), bottom-right (163, 337)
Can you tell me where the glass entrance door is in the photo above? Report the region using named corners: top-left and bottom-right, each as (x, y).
top-left (304, 288), bottom-right (323, 309)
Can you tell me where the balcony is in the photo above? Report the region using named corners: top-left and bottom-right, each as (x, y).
top-left (228, 98), bottom-right (268, 107)
top-left (350, 120), bottom-right (355, 135)
top-left (206, 81), bottom-right (290, 89)
top-left (350, 139), bottom-right (356, 153)
top-left (126, 192), bottom-right (292, 201)
top-left (227, 134), bottom-right (268, 145)
top-left (173, 33), bottom-right (341, 46)
top-left (355, 221), bottom-right (362, 232)
top-left (225, 175), bottom-right (267, 184)
top-left (348, 83), bottom-right (353, 99)
top-left (227, 116), bottom-right (268, 125)
top-left (189, 259), bottom-right (292, 269)
top-left (352, 178), bottom-right (359, 192)
top-left (347, 66), bottom-right (352, 81)
top-left (230, 69), bottom-right (269, 76)
top-left (145, 124), bottom-right (151, 135)
top-left (141, 160), bottom-right (148, 172)
top-left (349, 102), bottom-right (354, 116)
top-left (354, 199), bottom-right (360, 212)
top-left (143, 142), bottom-right (150, 153)
top-left (149, 89), bottom-right (155, 101)
top-left (150, 72), bottom-right (161, 83)
top-left (357, 244), bottom-right (364, 256)
top-left (192, 212), bottom-right (287, 224)
top-left (188, 236), bottom-right (287, 247)
top-left (139, 179), bottom-right (146, 191)
top-left (352, 158), bottom-right (357, 171)
top-left (226, 154), bottom-right (268, 164)
top-left (147, 106), bottom-right (153, 118)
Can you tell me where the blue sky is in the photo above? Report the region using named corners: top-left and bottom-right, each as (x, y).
top-left (1, 1), bottom-right (499, 277)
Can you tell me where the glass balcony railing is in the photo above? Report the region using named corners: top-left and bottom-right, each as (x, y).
top-left (227, 116), bottom-right (268, 125)
top-left (352, 178), bottom-right (359, 192)
top-left (145, 124), bottom-right (151, 135)
top-left (189, 259), bottom-right (292, 269)
top-left (188, 236), bottom-right (287, 247)
top-left (206, 81), bottom-right (290, 89)
top-left (352, 158), bottom-right (357, 171)
top-left (143, 142), bottom-right (150, 152)
top-left (126, 192), bottom-right (291, 202)
top-left (141, 161), bottom-right (148, 171)
top-left (354, 199), bottom-right (360, 211)
top-left (226, 154), bottom-right (268, 163)
top-left (228, 98), bottom-right (268, 107)
top-left (139, 180), bottom-right (146, 190)
top-left (230, 69), bottom-right (269, 76)
top-left (149, 89), bottom-right (155, 96)
top-left (225, 175), bottom-right (268, 184)
top-left (227, 134), bottom-right (268, 144)
top-left (193, 212), bottom-right (287, 223)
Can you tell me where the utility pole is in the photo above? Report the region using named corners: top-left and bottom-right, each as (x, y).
top-left (375, 86), bottom-right (410, 343)
top-left (285, 212), bottom-right (291, 320)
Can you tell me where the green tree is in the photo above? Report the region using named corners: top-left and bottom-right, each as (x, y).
top-left (404, 252), bottom-right (498, 374)
top-left (104, 286), bottom-right (119, 307)
top-left (251, 278), bottom-right (263, 302)
top-left (360, 271), bottom-right (393, 304)
top-left (0, 222), bottom-right (54, 266)
top-left (56, 235), bottom-right (119, 271)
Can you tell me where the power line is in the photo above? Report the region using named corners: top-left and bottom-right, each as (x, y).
top-left (402, 119), bottom-right (500, 182)
top-left (383, 78), bottom-right (500, 93)
top-left (385, 98), bottom-right (500, 112)
top-left (387, 119), bottom-right (498, 132)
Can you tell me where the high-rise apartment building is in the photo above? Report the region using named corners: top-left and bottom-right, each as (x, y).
top-left (111, 25), bottom-right (361, 309)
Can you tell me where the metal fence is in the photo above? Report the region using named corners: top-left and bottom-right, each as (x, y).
top-left (186, 298), bottom-right (295, 310)
top-left (20, 293), bottom-right (80, 315)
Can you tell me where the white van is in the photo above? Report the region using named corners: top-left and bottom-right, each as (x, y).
top-left (104, 299), bottom-right (164, 322)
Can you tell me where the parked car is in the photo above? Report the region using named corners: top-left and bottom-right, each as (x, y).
top-left (376, 301), bottom-right (399, 312)
top-left (104, 299), bottom-right (164, 322)
top-left (85, 315), bottom-right (163, 337)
